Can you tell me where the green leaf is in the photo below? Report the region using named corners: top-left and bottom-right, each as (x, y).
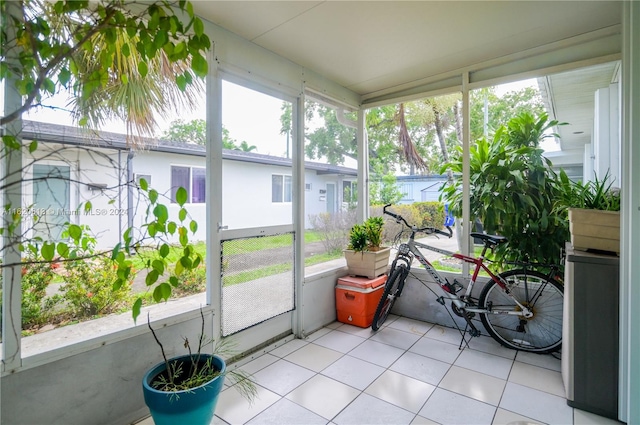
top-left (113, 278), bottom-right (124, 291)
top-left (132, 298), bottom-right (143, 323)
top-left (176, 187), bottom-right (188, 206)
top-left (191, 52), bottom-right (208, 78)
top-left (153, 282), bottom-right (172, 302)
top-left (194, 17), bottom-right (204, 36)
top-left (169, 276), bottom-right (179, 287)
top-left (149, 189), bottom-right (158, 203)
top-left (137, 61), bottom-right (148, 78)
top-left (152, 259), bottom-right (165, 275)
top-left (179, 256), bottom-right (192, 269)
top-left (153, 204), bottom-right (169, 222)
top-left (179, 208), bottom-right (187, 221)
top-left (84, 201), bottom-right (92, 213)
top-left (56, 243), bottom-right (69, 258)
top-left (175, 260), bottom-right (184, 276)
top-left (68, 224), bottom-right (82, 242)
top-left (41, 242), bottom-right (55, 261)
top-left (176, 74), bottom-right (187, 91)
top-left (190, 220), bottom-right (198, 233)
top-left (159, 243), bottom-right (170, 258)
top-left (139, 177), bottom-right (148, 191)
top-left (28, 140), bottom-right (38, 153)
top-left (111, 243), bottom-right (122, 260)
top-left (145, 270), bottom-right (159, 286)
top-left (168, 222), bottom-right (177, 234)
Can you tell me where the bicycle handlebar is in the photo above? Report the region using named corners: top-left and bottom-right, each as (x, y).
top-left (383, 204), bottom-right (453, 238)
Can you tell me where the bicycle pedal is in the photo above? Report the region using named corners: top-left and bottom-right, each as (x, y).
top-left (452, 279), bottom-right (464, 293)
top-left (436, 296), bottom-right (446, 306)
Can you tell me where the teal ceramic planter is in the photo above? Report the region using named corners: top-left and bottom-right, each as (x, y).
top-left (142, 354), bottom-right (226, 425)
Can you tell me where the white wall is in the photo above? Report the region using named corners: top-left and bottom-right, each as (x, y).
top-left (593, 83), bottom-right (621, 185)
top-left (24, 143), bottom-right (356, 248)
top-left (23, 143), bottom-right (126, 249)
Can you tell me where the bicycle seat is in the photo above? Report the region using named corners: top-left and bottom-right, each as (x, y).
top-left (469, 232), bottom-right (508, 246)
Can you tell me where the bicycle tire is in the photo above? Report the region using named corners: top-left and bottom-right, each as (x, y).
top-left (371, 265), bottom-right (408, 331)
top-left (479, 269), bottom-right (564, 353)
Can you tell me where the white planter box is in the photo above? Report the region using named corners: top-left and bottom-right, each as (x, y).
top-left (343, 247), bottom-right (391, 279)
top-left (569, 208), bottom-right (620, 254)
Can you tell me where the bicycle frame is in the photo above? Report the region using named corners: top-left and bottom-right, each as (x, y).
top-left (403, 234), bottom-right (534, 318)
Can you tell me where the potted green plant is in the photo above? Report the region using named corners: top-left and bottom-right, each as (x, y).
top-left (560, 171), bottom-right (621, 253)
top-left (142, 309), bottom-right (256, 425)
top-left (343, 216), bottom-right (391, 278)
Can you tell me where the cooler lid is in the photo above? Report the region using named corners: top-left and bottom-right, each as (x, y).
top-left (337, 274), bottom-right (387, 290)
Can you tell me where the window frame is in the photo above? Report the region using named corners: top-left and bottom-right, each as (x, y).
top-left (271, 173), bottom-right (292, 204)
top-left (170, 165), bottom-right (206, 204)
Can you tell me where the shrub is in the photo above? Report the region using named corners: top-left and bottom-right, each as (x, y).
top-left (441, 111), bottom-right (567, 267)
top-left (370, 204), bottom-right (423, 245)
top-left (413, 201), bottom-right (446, 229)
top-left (309, 210), bottom-right (356, 254)
top-left (173, 265), bottom-right (206, 296)
top-left (61, 257), bottom-right (132, 318)
top-left (0, 259), bottom-right (59, 331)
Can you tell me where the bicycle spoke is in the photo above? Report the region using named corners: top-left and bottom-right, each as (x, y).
top-left (480, 269), bottom-right (563, 353)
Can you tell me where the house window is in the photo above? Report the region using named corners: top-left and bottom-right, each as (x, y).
top-left (272, 174), bottom-right (292, 203)
top-left (135, 174), bottom-right (151, 187)
top-left (192, 168), bottom-right (206, 203)
top-left (343, 180), bottom-right (357, 203)
top-left (171, 166), bottom-right (205, 203)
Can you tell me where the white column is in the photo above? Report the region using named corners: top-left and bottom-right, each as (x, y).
top-left (206, 45), bottom-right (222, 338)
top-left (1, 0), bottom-right (23, 372)
top-left (620, 1), bottom-right (640, 423)
top-left (293, 91), bottom-right (305, 337)
top-left (357, 109), bottom-right (369, 222)
top-left (461, 72), bottom-right (471, 276)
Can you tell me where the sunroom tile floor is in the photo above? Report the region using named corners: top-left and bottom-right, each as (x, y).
top-left (136, 315), bottom-right (619, 425)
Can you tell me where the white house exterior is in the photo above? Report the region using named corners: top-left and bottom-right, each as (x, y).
top-left (22, 120), bottom-right (356, 249)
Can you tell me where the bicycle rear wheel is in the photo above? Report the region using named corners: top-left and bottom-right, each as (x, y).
top-left (371, 265), bottom-right (408, 331)
top-left (479, 269), bottom-right (563, 353)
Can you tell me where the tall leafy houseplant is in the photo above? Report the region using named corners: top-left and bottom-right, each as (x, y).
top-left (441, 112), bottom-right (567, 268)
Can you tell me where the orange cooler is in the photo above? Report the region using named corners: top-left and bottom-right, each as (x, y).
top-left (335, 275), bottom-right (387, 328)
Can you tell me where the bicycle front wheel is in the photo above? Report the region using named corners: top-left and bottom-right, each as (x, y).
top-left (371, 265), bottom-right (408, 331)
top-left (479, 269), bottom-right (563, 353)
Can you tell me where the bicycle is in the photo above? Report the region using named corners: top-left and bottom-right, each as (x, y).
top-left (371, 204), bottom-right (564, 354)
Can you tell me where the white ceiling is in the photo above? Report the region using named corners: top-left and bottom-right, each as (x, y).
top-left (193, 1), bottom-right (622, 164)
top-left (193, 1), bottom-right (621, 97)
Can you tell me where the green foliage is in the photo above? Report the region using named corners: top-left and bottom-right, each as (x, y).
top-left (347, 224), bottom-right (368, 252)
top-left (369, 170), bottom-right (404, 205)
top-left (61, 257), bottom-right (132, 318)
top-left (470, 86), bottom-right (544, 142)
top-left (0, 258), bottom-right (59, 331)
top-left (556, 170), bottom-right (620, 212)
top-left (148, 309), bottom-right (257, 399)
top-left (441, 112), bottom-right (567, 267)
top-left (347, 216), bottom-right (386, 252)
top-left (1, 0), bottom-right (210, 133)
top-left (172, 265), bottom-right (206, 296)
top-left (412, 202), bottom-right (447, 229)
top-left (163, 119), bottom-right (207, 145)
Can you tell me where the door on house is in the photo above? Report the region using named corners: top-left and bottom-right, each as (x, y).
top-left (32, 164), bottom-right (71, 241)
top-left (218, 79), bottom-right (297, 351)
top-left (326, 183), bottom-right (336, 213)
